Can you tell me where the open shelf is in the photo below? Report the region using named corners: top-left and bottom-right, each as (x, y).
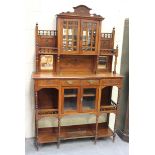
top-left (83, 94), bottom-right (96, 97)
top-left (38, 127), bottom-right (58, 143)
top-left (38, 88), bottom-right (58, 109)
top-left (37, 123), bottom-right (113, 143)
top-left (64, 94), bottom-right (77, 98)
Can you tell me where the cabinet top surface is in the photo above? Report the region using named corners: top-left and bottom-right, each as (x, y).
top-left (32, 72), bottom-right (123, 79)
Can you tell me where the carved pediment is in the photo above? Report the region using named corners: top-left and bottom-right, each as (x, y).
top-left (58, 5), bottom-right (103, 20)
top-left (73, 5), bottom-right (91, 16)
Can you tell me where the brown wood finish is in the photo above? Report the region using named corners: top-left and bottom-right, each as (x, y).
top-left (32, 5), bottom-right (123, 149)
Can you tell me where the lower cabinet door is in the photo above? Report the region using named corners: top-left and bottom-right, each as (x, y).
top-left (81, 87), bottom-right (98, 112)
top-left (62, 87), bottom-right (80, 113)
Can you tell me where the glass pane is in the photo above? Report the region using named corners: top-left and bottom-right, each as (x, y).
top-left (82, 88), bottom-right (96, 111)
top-left (64, 89), bottom-right (77, 111)
top-left (62, 20), bottom-right (78, 52)
top-left (98, 56), bottom-right (107, 69)
top-left (40, 55), bottom-right (53, 70)
top-left (81, 22), bottom-right (97, 52)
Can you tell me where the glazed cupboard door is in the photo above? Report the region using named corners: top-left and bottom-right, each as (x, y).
top-left (80, 20), bottom-right (99, 54)
top-left (81, 87), bottom-right (98, 112)
top-left (61, 19), bottom-right (80, 54)
top-left (62, 87), bottom-right (80, 114)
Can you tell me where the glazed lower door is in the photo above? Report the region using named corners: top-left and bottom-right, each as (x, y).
top-left (81, 87), bottom-right (98, 112)
top-left (62, 87), bottom-right (80, 114)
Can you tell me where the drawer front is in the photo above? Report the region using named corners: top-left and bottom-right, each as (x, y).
top-left (61, 80), bottom-right (80, 86)
top-left (101, 78), bottom-right (122, 87)
top-left (81, 80), bottom-right (99, 86)
top-left (37, 80), bottom-right (59, 87)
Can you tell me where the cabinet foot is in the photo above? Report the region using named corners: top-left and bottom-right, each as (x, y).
top-left (57, 140), bottom-right (60, 149)
top-left (34, 141), bottom-right (39, 151)
top-left (94, 137), bottom-right (97, 144)
top-left (113, 133), bottom-right (116, 142)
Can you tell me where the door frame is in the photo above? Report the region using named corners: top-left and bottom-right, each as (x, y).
top-left (80, 86), bottom-right (99, 113)
top-left (61, 87), bottom-right (81, 114)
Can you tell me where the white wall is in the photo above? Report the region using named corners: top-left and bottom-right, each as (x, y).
top-left (25, 0), bottom-right (129, 138)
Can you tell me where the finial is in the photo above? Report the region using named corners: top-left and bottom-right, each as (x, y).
top-left (36, 23), bottom-right (38, 26)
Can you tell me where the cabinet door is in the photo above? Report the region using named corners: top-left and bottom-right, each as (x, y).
top-left (80, 20), bottom-right (99, 54)
top-left (62, 87), bottom-right (80, 113)
top-left (81, 87), bottom-right (98, 112)
top-left (61, 19), bottom-right (80, 54)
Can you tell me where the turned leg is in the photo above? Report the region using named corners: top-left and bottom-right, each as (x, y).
top-left (57, 117), bottom-right (61, 148)
top-left (113, 88), bottom-right (121, 142)
top-left (94, 115), bottom-right (99, 144)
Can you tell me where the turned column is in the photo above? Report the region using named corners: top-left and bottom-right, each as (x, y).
top-left (35, 91), bottom-right (39, 150)
top-left (113, 45), bottom-right (118, 74)
top-left (57, 116), bottom-right (61, 148)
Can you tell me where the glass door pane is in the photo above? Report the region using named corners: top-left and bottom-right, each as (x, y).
top-left (82, 88), bottom-right (97, 111)
top-left (63, 88), bottom-right (78, 112)
top-left (62, 20), bottom-right (79, 53)
top-left (81, 21), bottom-right (97, 53)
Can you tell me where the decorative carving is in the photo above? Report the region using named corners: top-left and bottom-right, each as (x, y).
top-left (38, 47), bottom-right (58, 54)
top-left (100, 49), bottom-right (115, 55)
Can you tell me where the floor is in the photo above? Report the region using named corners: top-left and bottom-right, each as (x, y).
top-left (25, 136), bottom-right (129, 155)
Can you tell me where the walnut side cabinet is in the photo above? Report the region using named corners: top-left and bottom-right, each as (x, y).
top-left (32, 5), bottom-right (123, 149)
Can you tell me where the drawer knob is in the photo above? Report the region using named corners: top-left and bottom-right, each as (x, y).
top-left (67, 80), bottom-right (73, 84)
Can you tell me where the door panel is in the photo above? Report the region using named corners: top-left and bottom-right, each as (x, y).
top-left (80, 20), bottom-right (98, 54)
top-left (62, 87), bottom-right (80, 113)
top-left (61, 19), bottom-right (80, 53)
top-left (81, 88), bottom-right (98, 112)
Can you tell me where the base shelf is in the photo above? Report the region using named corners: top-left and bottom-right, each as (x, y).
top-left (37, 123), bottom-right (113, 144)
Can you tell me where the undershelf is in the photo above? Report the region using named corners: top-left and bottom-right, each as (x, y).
top-left (37, 123), bottom-right (113, 144)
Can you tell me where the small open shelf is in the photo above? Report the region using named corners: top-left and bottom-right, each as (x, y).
top-left (37, 123), bottom-right (113, 143)
top-left (100, 86), bottom-right (117, 113)
top-left (38, 88), bottom-right (58, 109)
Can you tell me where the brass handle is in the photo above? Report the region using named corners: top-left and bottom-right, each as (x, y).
top-left (87, 80), bottom-right (94, 84)
top-left (66, 80), bottom-right (73, 85)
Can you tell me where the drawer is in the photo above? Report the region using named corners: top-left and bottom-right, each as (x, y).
top-left (101, 78), bottom-right (121, 86)
top-left (61, 80), bottom-right (80, 86)
top-left (37, 80), bottom-right (59, 86)
top-left (81, 79), bottom-right (99, 86)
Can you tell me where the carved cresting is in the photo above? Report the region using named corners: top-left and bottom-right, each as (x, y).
top-left (58, 5), bottom-right (103, 19)
top-left (73, 5), bottom-right (91, 16)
